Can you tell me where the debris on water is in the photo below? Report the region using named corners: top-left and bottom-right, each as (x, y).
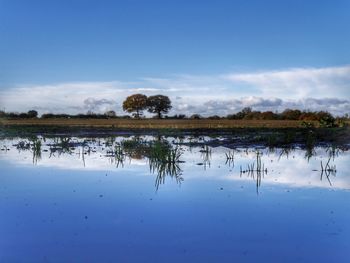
top-left (99, 194), bottom-right (103, 198)
top-left (84, 216), bottom-right (88, 220)
top-left (105, 174), bottom-right (108, 176)
top-left (149, 198), bottom-right (153, 201)
top-left (220, 187), bottom-right (223, 190)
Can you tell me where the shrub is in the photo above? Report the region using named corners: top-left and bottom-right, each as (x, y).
top-left (317, 111), bottom-right (335, 127)
top-left (190, 114), bottom-right (201, 119)
top-left (281, 109), bottom-right (302, 120)
top-left (208, 115), bottom-right (221, 119)
top-left (27, 110), bottom-right (38, 118)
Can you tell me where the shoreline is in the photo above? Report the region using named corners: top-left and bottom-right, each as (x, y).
top-left (1, 120), bottom-right (349, 148)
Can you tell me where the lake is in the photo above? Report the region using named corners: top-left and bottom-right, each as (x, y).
top-left (0, 134), bottom-right (349, 262)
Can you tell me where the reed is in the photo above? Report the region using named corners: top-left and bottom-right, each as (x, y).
top-left (239, 151), bottom-right (267, 194)
top-left (199, 145), bottom-right (211, 169)
top-left (225, 150), bottom-right (234, 167)
top-left (31, 138), bottom-right (42, 164)
top-left (320, 156), bottom-right (337, 186)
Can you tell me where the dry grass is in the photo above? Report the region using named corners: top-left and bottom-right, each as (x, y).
top-left (0, 118), bottom-right (318, 129)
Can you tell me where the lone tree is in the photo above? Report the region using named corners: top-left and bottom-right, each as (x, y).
top-left (147, 95), bottom-right (172, 118)
top-left (122, 94), bottom-right (148, 118)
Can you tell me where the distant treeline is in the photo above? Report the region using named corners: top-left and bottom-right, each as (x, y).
top-left (0, 110), bottom-right (131, 120)
top-left (1, 107), bottom-right (349, 127)
top-left (1, 93), bottom-right (349, 129)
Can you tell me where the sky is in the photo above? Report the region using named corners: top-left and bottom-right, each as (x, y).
top-left (0, 0), bottom-right (349, 116)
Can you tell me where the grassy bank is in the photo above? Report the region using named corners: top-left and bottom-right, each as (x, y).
top-left (0, 118), bottom-right (318, 129)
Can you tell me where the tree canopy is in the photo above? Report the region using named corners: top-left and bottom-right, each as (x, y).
top-left (122, 94), bottom-right (148, 118)
top-left (147, 95), bottom-right (172, 118)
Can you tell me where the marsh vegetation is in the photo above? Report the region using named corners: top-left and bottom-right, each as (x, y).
top-left (1, 130), bottom-right (348, 191)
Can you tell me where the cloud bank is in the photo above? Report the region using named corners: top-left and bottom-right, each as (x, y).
top-left (225, 65), bottom-right (350, 98)
top-left (0, 65), bottom-right (349, 116)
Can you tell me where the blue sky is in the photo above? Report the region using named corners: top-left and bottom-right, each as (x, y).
top-left (0, 0), bottom-right (349, 115)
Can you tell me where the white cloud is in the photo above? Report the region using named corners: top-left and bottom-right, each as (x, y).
top-left (225, 65), bottom-right (350, 98)
top-left (175, 97), bottom-right (350, 117)
top-left (0, 65), bottom-right (349, 116)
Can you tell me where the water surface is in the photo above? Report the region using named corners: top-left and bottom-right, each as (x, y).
top-left (0, 135), bottom-right (349, 262)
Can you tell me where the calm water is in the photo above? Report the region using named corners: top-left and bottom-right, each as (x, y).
top-left (0, 135), bottom-right (349, 262)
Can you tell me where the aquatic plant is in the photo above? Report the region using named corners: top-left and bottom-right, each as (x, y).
top-left (320, 156), bottom-right (337, 186)
top-left (16, 140), bottom-right (31, 151)
top-left (148, 141), bottom-right (184, 190)
top-left (326, 145), bottom-right (341, 160)
top-left (267, 134), bottom-right (278, 148)
top-left (199, 145), bottom-right (211, 169)
top-left (278, 146), bottom-right (295, 160)
top-left (239, 151), bottom-right (267, 194)
top-left (225, 150), bottom-right (234, 167)
top-left (48, 137), bottom-right (75, 156)
top-left (104, 136), bottom-right (116, 147)
top-left (149, 141), bottom-right (182, 164)
top-left (113, 144), bottom-right (126, 168)
top-left (31, 138), bottom-right (42, 164)
top-left (152, 160), bottom-right (183, 190)
top-left (121, 138), bottom-right (149, 159)
top-left (240, 151), bottom-right (266, 175)
top-left (304, 131), bottom-right (316, 161)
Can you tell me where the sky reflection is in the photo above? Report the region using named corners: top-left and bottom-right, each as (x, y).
top-left (1, 136), bottom-right (349, 191)
top-left (1, 135), bottom-right (350, 263)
